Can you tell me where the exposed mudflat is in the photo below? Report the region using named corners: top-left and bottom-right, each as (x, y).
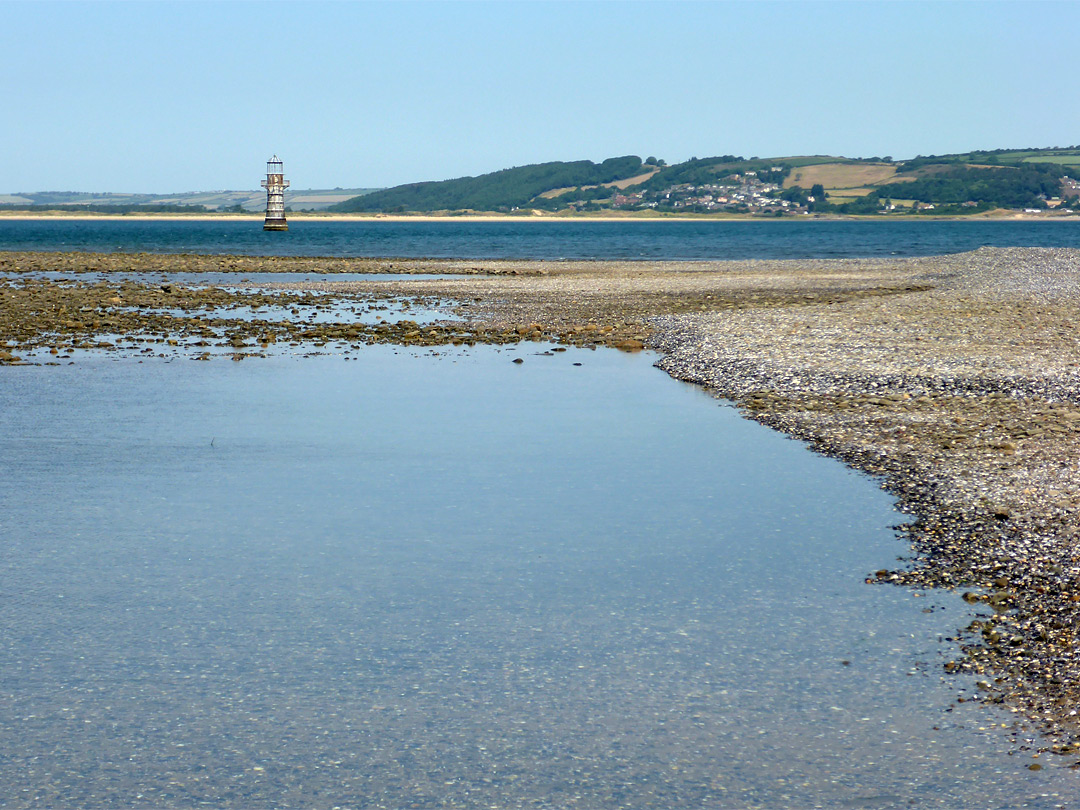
top-left (5, 246), bottom-right (1080, 754)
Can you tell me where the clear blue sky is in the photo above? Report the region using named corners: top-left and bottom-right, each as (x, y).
top-left (3, 1), bottom-right (1078, 193)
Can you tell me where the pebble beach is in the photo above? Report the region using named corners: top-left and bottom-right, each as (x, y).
top-left (4, 245), bottom-right (1080, 753)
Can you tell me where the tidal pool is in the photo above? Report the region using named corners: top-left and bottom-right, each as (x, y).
top-left (0, 346), bottom-right (1075, 808)
top-left (0, 270), bottom-right (467, 285)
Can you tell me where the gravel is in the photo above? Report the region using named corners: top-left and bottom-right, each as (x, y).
top-left (647, 247), bottom-right (1080, 748)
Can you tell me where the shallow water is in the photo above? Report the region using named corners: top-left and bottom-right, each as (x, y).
top-left (0, 347), bottom-right (1076, 808)
top-left (0, 271), bottom-right (465, 284)
top-left (113, 298), bottom-right (456, 328)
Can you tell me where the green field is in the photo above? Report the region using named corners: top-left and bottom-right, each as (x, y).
top-left (772, 155), bottom-right (860, 168)
top-left (1020, 155), bottom-right (1080, 166)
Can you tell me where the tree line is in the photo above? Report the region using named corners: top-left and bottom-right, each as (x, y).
top-left (330, 157), bottom-right (646, 213)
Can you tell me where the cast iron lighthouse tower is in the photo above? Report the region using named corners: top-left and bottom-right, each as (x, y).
top-left (261, 155), bottom-right (290, 231)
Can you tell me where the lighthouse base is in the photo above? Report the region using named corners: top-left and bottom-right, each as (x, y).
top-left (263, 218), bottom-right (288, 231)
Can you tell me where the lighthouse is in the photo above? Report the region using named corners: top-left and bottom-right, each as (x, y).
top-left (261, 155), bottom-right (290, 231)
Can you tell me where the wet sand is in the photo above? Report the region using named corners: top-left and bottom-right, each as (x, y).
top-left (4, 246), bottom-right (1080, 753)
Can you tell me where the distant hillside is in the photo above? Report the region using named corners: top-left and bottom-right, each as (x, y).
top-left (808, 148), bottom-right (1080, 213)
top-left (875, 163), bottom-right (1063, 208)
top-left (329, 156), bottom-right (647, 213)
top-left (901, 147), bottom-right (1080, 169)
top-left (10, 146), bottom-right (1080, 217)
top-left (0, 188), bottom-right (379, 212)
top-left (328, 147), bottom-right (1080, 216)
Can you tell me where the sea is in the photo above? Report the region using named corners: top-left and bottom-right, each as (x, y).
top-left (0, 216), bottom-right (1078, 259)
top-left (1, 219), bottom-right (1078, 808)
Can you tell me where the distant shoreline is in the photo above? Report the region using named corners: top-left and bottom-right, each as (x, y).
top-left (1, 211), bottom-right (1078, 223)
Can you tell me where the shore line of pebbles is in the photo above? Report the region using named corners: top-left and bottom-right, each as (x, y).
top-left (0, 250), bottom-right (548, 276)
top-left (5, 247), bottom-right (1080, 754)
top-left (648, 247), bottom-right (1080, 756)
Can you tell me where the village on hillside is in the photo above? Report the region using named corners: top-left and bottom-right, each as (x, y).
top-left (609, 170), bottom-right (807, 214)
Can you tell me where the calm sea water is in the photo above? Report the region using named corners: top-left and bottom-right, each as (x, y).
top-left (1, 346), bottom-right (1075, 808)
top-left (1, 217), bottom-right (1079, 260)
